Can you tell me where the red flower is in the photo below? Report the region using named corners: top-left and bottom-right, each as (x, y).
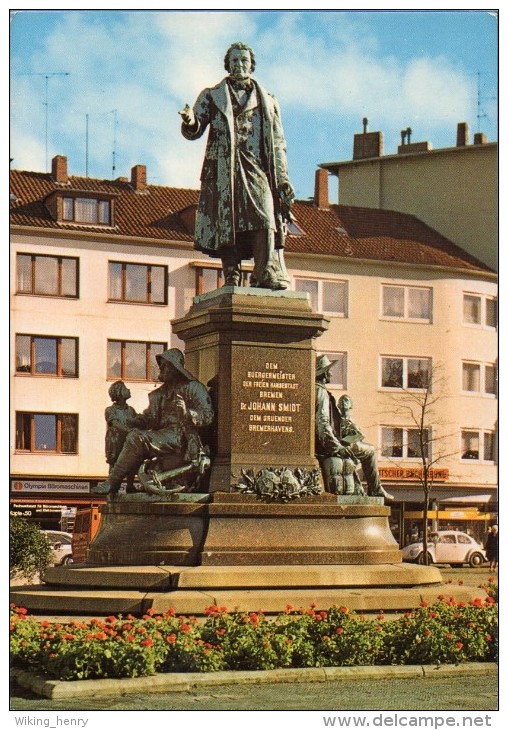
top-left (95, 632), bottom-right (107, 640)
top-left (377, 614), bottom-right (385, 621)
top-left (16, 607), bottom-right (28, 615)
top-left (249, 613), bottom-right (260, 626)
top-left (310, 602), bottom-right (317, 609)
top-left (437, 594), bottom-right (445, 601)
top-left (339, 606), bottom-right (349, 614)
top-left (285, 604), bottom-right (294, 613)
top-left (456, 642), bottom-right (464, 651)
top-left (146, 608), bottom-right (157, 616)
top-left (167, 633), bottom-right (177, 644)
top-left (166, 608), bottom-right (176, 617)
top-left (105, 615), bottom-right (117, 623)
top-left (336, 627), bottom-right (344, 635)
top-left (419, 601), bottom-right (428, 607)
top-left (62, 634), bottom-right (75, 641)
top-left (126, 635), bottom-right (135, 642)
top-left (136, 626), bottom-right (146, 634)
top-left (320, 611), bottom-right (328, 619)
top-left (485, 634), bottom-right (492, 642)
top-left (216, 628), bottom-right (226, 636)
top-left (141, 638), bottom-right (154, 647)
top-left (446, 633), bottom-right (453, 640)
top-left (424, 629), bottom-right (431, 637)
top-left (180, 623), bottom-right (191, 633)
top-left (41, 620), bottom-right (50, 628)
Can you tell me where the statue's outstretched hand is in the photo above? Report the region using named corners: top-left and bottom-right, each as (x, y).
top-left (179, 104), bottom-right (195, 127)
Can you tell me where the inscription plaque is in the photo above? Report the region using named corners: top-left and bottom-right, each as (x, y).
top-left (231, 345), bottom-right (312, 456)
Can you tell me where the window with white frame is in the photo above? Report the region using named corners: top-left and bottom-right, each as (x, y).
top-left (461, 430), bottom-right (496, 461)
top-left (463, 293), bottom-right (497, 328)
top-left (380, 356), bottom-right (431, 390)
top-left (462, 361), bottom-right (497, 396)
top-left (318, 351), bottom-right (347, 388)
top-left (381, 285), bottom-right (432, 322)
top-left (294, 278), bottom-right (348, 315)
top-left (381, 426), bottom-right (430, 459)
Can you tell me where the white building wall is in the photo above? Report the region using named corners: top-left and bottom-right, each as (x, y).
top-left (11, 237), bottom-right (497, 493)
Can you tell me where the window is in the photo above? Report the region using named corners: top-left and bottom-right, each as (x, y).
top-left (381, 356), bottom-right (431, 389)
top-left (463, 293), bottom-right (497, 328)
top-left (107, 340), bottom-right (166, 381)
top-left (15, 335), bottom-right (78, 377)
top-left (63, 197), bottom-right (111, 225)
top-left (381, 285), bottom-right (432, 322)
top-left (462, 362), bottom-right (497, 396)
top-left (108, 262), bottom-right (167, 304)
top-left (381, 427), bottom-right (429, 459)
top-left (461, 430), bottom-right (496, 462)
top-left (16, 254), bottom-right (79, 297)
top-left (294, 278), bottom-right (348, 315)
top-left (318, 351), bottom-right (347, 388)
top-left (15, 412), bottom-right (78, 453)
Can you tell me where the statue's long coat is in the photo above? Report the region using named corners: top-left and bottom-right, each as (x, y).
top-left (182, 77), bottom-right (291, 257)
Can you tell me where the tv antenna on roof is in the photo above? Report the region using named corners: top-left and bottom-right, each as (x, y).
top-left (18, 71), bottom-right (70, 172)
top-left (476, 71), bottom-right (496, 131)
top-left (110, 109), bottom-right (118, 179)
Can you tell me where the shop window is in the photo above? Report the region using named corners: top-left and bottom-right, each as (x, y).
top-left (108, 262), bottom-right (167, 304)
top-left (15, 335), bottom-right (78, 377)
top-left (107, 340), bottom-right (167, 381)
top-left (15, 412), bottom-right (78, 453)
top-left (381, 285), bottom-right (432, 322)
top-left (16, 254), bottom-right (79, 298)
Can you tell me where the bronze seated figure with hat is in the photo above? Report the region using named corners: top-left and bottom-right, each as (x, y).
top-left (93, 348), bottom-right (214, 497)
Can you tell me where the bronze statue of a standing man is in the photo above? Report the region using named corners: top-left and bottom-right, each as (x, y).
top-left (180, 42), bottom-right (295, 290)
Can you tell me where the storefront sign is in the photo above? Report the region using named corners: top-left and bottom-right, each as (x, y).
top-left (379, 467), bottom-right (449, 481)
top-left (11, 480), bottom-right (90, 494)
top-left (10, 503), bottom-right (68, 518)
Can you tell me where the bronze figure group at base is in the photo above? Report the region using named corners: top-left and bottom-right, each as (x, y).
top-left (94, 348), bottom-right (392, 503)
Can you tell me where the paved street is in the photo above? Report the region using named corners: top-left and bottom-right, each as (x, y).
top-left (10, 672), bottom-right (498, 712)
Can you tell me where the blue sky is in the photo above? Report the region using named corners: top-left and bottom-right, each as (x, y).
top-left (10, 8), bottom-right (498, 201)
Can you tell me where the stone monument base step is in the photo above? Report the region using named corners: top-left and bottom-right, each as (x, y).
top-left (10, 563), bottom-right (487, 616)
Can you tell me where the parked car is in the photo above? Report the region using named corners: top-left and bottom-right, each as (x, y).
top-left (43, 530), bottom-right (74, 566)
top-left (401, 530), bottom-right (487, 567)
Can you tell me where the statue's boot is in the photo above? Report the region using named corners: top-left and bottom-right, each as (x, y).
top-left (221, 257), bottom-right (241, 286)
top-left (92, 447), bottom-right (143, 496)
top-left (369, 485), bottom-right (395, 502)
top-left (252, 231), bottom-right (289, 290)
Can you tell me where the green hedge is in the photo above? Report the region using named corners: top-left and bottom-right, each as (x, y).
top-left (10, 585), bottom-right (497, 681)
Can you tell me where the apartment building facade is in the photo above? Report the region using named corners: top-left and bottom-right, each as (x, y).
top-left (320, 121), bottom-right (497, 271)
top-left (10, 157), bottom-right (497, 543)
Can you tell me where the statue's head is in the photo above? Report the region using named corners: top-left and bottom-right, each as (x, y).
top-left (108, 380), bottom-right (131, 403)
top-left (315, 354), bottom-right (336, 383)
top-left (224, 42), bottom-right (256, 76)
top-left (155, 348), bottom-right (194, 384)
top-left (338, 394), bottom-right (353, 413)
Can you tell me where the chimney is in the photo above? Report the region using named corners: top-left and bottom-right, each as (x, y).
top-left (456, 122), bottom-right (469, 147)
top-left (51, 155), bottom-right (68, 184)
top-left (474, 132), bottom-right (488, 145)
top-left (131, 164), bottom-right (147, 191)
top-left (314, 168), bottom-right (329, 208)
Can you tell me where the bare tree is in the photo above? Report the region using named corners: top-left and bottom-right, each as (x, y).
top-left (381, 362), bottom-right (458, 564)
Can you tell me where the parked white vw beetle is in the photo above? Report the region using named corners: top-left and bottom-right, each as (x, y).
top-left (402, 530), bottom-right (487, 567)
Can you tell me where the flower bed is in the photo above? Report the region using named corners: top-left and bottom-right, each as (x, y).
top-left (10, 585), bottom-right (497, 682)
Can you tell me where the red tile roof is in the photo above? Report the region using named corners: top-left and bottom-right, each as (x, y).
top-left (10, 167), bottom-right (491, 273)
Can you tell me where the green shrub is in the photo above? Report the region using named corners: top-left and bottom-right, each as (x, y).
top-left (9, 517), bottom-right (53, 581)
